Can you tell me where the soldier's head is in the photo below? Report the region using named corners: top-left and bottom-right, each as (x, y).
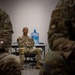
top-left (39, 52), bottom-right (66, 75)
top-left (0, 8), bottom-right (13, 52)
top-left (22, 27), bottom-right (28, 35)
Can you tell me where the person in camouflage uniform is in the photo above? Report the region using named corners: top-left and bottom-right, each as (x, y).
top-left (17, 27), bottom-right (42, 69)
top-left (40, 0), bottom-right (75, 75)
top-left (0, 7), bottom-right (21, 75)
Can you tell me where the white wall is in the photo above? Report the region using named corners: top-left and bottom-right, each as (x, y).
top-left (0, 0), bottom-right (59, 53)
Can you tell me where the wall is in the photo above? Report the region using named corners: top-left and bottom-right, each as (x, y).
top-left (0, 0), bottom-right (59, 54)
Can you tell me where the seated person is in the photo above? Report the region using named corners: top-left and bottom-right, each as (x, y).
top-left (40, 0), bottom-right (75, 75)
top-left (0, 7), bottom-right (21, 75)
top-left (17, 27), bottom-right (42, 69)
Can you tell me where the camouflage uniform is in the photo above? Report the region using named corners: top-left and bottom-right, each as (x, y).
top-left (17, 35), bottom-right (42, 69)
top-left (0, 7), bottom-right (21, 75)
top-left (40, 0), bottom-right (75, 75)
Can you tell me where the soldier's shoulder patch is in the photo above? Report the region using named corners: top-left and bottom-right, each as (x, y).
top-left (50, 24), bottom-right (56, 30)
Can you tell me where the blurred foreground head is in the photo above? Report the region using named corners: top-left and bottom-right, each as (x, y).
top-left (0, 7), bottom-right (13, 52)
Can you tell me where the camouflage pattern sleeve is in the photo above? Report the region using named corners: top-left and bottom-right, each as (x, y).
top-left (40, 0), bottom-right (75, 75)
top-left (48, 0), bottom-right (75, 52)
top-left (17, 36), bottom-right (34, 48)
top-left (17, 37), bottom-right (24, 47)
top-left (0, 8), bottom-right (22, 75)
top-left (25, 36), bottom-right (34, 47)
top-left (0, 8), bottom-right (13, 49)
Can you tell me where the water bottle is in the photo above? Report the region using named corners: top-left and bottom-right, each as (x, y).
top-left (31, 29), bottom-right (39, 44)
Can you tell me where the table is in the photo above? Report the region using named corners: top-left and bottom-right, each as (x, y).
top-left (12, 43), bottom-right (46, 58)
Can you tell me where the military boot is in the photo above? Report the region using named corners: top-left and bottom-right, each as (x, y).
top-left (35, 49), bottom-right (42, 69)
top-left (35, 61), bottom-right (42, 69)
